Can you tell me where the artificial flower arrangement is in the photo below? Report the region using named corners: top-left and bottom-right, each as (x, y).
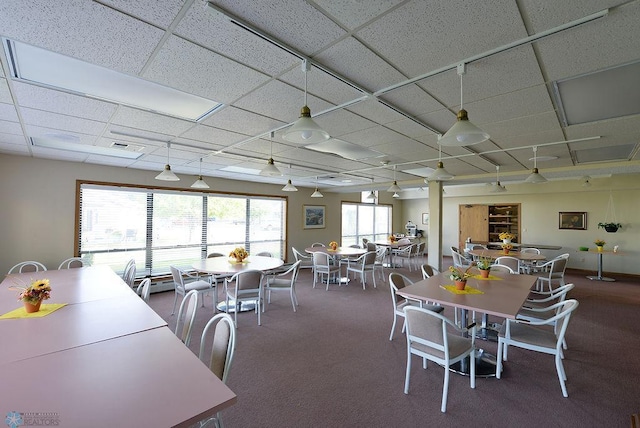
top-left (328, 241), bottom-right (339, 250)
top-left (594, 239), bottom-right (606, 247)
top-left (229, 247), bottom-right (249, 261)
top-left (501, 243), bottom-right (513, 252)
top-left (449, 265), bottom-right (474, 282)
top-left (475, 256), bottom-right (493, 271)
top-left (499, 232), bottom-right (515, 241)
top-left (389, 235), bottom-right (396, 242)
top-left (11, 278), bottom-right (51, 304)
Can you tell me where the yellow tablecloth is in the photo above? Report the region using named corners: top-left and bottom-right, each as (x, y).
top-left (0, 303), bottom-right (67, 319)
top-left (440, 285), bottom-right (484, 295)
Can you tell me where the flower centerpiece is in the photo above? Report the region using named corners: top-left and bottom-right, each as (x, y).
top-left (10, 278), bottom-right (51, 313)
top-left (449, 265), bottom-right (473, 290)
top-left (475, 256), bottom-right (493, 278)
top-left (328, 241), bottom-right (338, 251)
top-left (229, 247), bottom-right (249, 262)
top-left (594, 239), bottom-right (606, 251)
top-left (389, 235), bottom-right (396, 243)
top-left (501, 243), bottom-right (513, 254)
top-left (498, 232), bottom-right (515, 243)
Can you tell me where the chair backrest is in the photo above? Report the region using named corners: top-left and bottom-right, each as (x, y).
top-left (421, 264), bottom-right (439, 279)
top-left (397, 238), bottom-right (411, 245)
top-left (255, 251), bottom-right (273, 257)
top-left (389, 273), bottom-right (413, 303)
top-left (292, 247), bottom-right (311, 261)
top-left (471, 244), bottom-right (487, 250)
top-left (491, 264), bottom-right (515, 274)
top-left (137, 278), bottom-right (152, 303)
top-left (58, 257), bottom-right (89, 269)
top-left (366, 242), bottom-right (377, 252)
top-left (312, 251), bottom-right (331, 269)
top-left (494, 256), bottom-right (520, 273)
top-left (520, 247), bottom-right (541, 254)
top-left (8, 261), bottom-right (47, 274)
top-left (311, 242), bottom-right (326, 247)
top-left (363, 250), bottom-right (377, 265)
top-left (199, 313), bottom-right (236, 383)
top-left (175, 289), bottom-right (199, 346)
top-left (553, 300), bottom-right (578, 346)
top-left (375, 246), bottom-right (387, 263)
top-left (450, 248), bottom-right (470, 268)
top-left (231, 269), bottom-right (263, 292)
top-left (403, 306), bottom-right (450, 356)
top-left (549, 254), bottom-right (569, 277)
top-left (122, 259), bottom-right (136, 287)
top-left (207, 252), bottom-right (225, 258)
top-left (528, 283), bottom-right (575, 305)
top-left (362, 238), bottom-right (369, 248)
top-left (170, 265), bottom-right (185, 292)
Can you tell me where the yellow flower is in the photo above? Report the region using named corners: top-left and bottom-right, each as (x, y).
top-left (229, 247), bottom-right (248, 259)
top-left (328, 241), bottom-right (338, 248)
top-left (449, 265), bottom-right (473, 281)
top-left (10, 278), bottom-right (52, 304)
top-left (31, 279), bottom-right (51, 291)
top-left (499, 232), bottom-right (515, 241)
top-left (594, 239), bottom-right (606, 246)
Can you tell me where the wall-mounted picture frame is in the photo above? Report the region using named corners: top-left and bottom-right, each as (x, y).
top-left (422, 213), bottom-right (429, 225)
top-left (559, 211), bottom-right (587, 230)
top-left (304, 205), bottom-right (325, 229)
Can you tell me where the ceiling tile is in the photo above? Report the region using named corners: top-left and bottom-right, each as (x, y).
top-left (100, 0), bottom-right (185, 28)
top-left (21, 108), bottom-right (106, 136)
top-left (110, 106), bottom-right (194, 136)
top-left (0, 79), bottom-right (12, 103)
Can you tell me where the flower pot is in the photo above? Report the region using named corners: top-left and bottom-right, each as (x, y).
top-left (330, 245), bottom-right (337, 251)
top-left (604, 225), bottom-right (618, 233)
top-left (23, 300), bottom-right (42, 313)
top-left (454, 280), bottom-right (467, 291)
top-left (597, 246), bottom-right (603, 252)
top-left (502, 239), bottom-right (512, 244)
top-left (479, 269), bottom-right (490, 278)
top-left (502, 248), bottom-right (510, 255)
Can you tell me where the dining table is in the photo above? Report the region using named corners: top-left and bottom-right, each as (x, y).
top-left (397, 269), bottom-right (537, 377)
top-left (586, 248), bottom-right (619, 282)
top-left (192, 255), bottom-right (284, 312)
top-left (374, 240), bottom-right (410, 268)
top-left (468, 248), bottom-right (547, 262)
top-left (0, 265), bottom-right (236, 427)
top-left (305, 246), bottom-right (366, 284)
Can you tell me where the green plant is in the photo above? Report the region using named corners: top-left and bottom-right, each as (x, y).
top-left (449, 265), bottom-right (473, 281)
top-left (598, 222), bottom-right (621, 229)
top-left (594, 239), bottom-right (606, 247)
top-left (475, 256), bottom-right (492, 271)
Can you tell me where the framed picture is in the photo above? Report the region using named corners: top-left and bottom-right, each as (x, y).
top-left (559, 212), bottom-right (587, 230)
top-left (422, 213), bottom-right (429, 225)
top-left (304, 205), bottom-right (325, 229)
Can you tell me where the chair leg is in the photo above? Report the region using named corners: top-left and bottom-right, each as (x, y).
top-left (556, 354), bottom-right (568, 397)
top-left (171, 292), bottom-right (180, 315)
top-left (290, 289), bottom-right (297, 312)
top-left (496, 338), bottom-right (503, 379)
top-left (441, 362), bottom-right (450, 412)
top-left (389, 315), bottom-right (397, 341)
top-left (404, 351), bottom-right (412, 394)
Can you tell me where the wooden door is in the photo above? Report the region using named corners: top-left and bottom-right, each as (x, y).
top-left (458, 204), bottom-right (489, 249)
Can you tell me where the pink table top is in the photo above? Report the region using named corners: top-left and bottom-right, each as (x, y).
top-left (192, 255), bottom-right (284, 275)
top-left (305, 246), bottom-right (366, 256)
top-left (397, 271), bottom-right (537, 320)
top-left (0, 327), bottom-right (236, 427)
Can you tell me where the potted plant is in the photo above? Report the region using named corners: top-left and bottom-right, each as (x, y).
top-left (10, 278), bottom-right (52, 313)
top-left (594, 238), bottom-right (606, 252)
top-left (475, 257), bottom-right (493, 278)
top-left (598, 222), bottom-right (622, 233)
top-left (229, 247), bottom-right (249, 262)
top-left (449, 265), bottom-right (473, 290)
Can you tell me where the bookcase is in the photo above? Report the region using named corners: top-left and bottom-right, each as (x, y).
top-left (458, 204), bottom-right (520, 248)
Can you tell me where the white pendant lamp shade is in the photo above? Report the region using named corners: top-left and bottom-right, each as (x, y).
top-left (311, 176), bottom-right (323, 197)
top-left (282, 179), bottom-right (298, 192)
top-left (155, 143), bottom-right (179, 181)
top-left (366, 190), bottom-right (376, 200)
top-left (260, 157), bottom-right (281, 176)
top-left (392, 192), bottom-right (400, 199)
top-left (525, 146), bottom-right (547, 183)
top-left (387, 165), bottom-right (401, 192)
top-left (439, 63), bottom-right (489, 147)
top-left (282, 106), bottom-right (330, 144)
top-left (191, 158), bottom-right (210, 188)
top-left (490, 165), bottom-right (506, 193)
top-left (427, 143), bottom-right (454, 181)
top-left (439, 109), bottom-right (490, 146)
top-left (282, 60), bottom-right (330, 145)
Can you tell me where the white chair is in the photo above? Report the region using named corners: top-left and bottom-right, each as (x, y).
top-left (265, 260), bottom-right (301, 312)
top-left (136, 278), bottom-right (152, 303)
top-left (311, 242), bottom-right (326, 247)
top-left (312, 251), bottom-right (340, 290)
top-left (497, 300), bottom-right (579, 397)
top-left (490, 264), bottom-right (515, 274)
top-left (58, 257), bottom-right (90, 269)
top-left (175, 289), bottom-right (199, 347)
top-left (292, 247), bottom-right (314, 270)
top-left (8, 261), bottom-right (47, 274)
top-left (494, 256), bottom-right (520, 274)
top-left (519, 247), bottom-right (541, 273)
top-left (255, 251), bottom-right (273, 257)
top-left (122, 259), bottom-right (136, 288)
top-left (373, 246), bottom-right (387, 283)
top-left (388, 273), bottom-right (443, 341)
top-left (450, 247), bottom-right (472, 269)
top-left (197, 313), bottom-right (236, 428)
top-left (392, 244), bottom-right (415, 271)
top-left (403, 305), bottom-right (476, 412)
top-left (536, 254), bottom-right (569, 292)
top-left (420, 263), bottom-right (439, 279)
top-left (170, 265), bottom-right (212, 315)
top-left (225, 269), bottom-right (264, 326)
top-left (345, 251), bottom-right (378, 289)
top-left (520, 283), bottom-right (575, 350)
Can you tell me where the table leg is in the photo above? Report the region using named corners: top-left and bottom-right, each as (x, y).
top-left (586, 252), bottom-right (615, 282)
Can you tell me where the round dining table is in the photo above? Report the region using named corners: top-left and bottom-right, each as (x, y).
top-left (305, 246), bottom-right (366, 284)
top-left (192, 255), bottom-right (284, 312)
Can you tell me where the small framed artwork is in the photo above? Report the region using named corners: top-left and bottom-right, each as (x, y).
top-left (559, 212), bottom-right (587, 230)
top-left (304, 205), bottom-right (325, 229)
top-left (422, 213), bottom-right (429, 225)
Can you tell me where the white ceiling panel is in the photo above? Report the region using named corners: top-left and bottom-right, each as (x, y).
top-left (110, 106), bottom-right (194, 137)
top-left (21, 109), bottom-right (106, 136)
top-left (0, 79), bottom-right (12, 103)
top-left (0, 102), bottom-right (18, 122)
top-left (100, 0), bottom-right (185, 28)
top-left (202, 106), bottom-right (285, 137)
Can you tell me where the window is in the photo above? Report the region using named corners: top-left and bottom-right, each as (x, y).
top-left (341, 202), bottom-right (391, 246)
top-left (78, 183), bottom-right (286, 278)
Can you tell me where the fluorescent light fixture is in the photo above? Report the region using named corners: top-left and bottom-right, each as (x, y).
top-left (5, 39), bottom-right (222, 121)
top-left (31, 137), bottom-right (143, 159)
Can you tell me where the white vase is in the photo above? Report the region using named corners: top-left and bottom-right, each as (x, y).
top-left (502, 239), bottom-right (511, 244)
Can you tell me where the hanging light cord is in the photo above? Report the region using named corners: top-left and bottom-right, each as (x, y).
top-left (496, 165), bottom-right (500, 183)
top-left (459, 72), bottom-right (464, 111)
top-left (304, 61), bottom-right (308, 107)
top-left (533, 146), bottom-right (538, 169)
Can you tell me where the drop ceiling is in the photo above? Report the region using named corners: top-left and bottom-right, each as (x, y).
top-left (0, 0), bottom-right (639, 194)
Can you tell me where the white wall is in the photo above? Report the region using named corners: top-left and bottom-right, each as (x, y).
top-left (402, 175), bottom-right (639, 275)
top-left (0, 154), bottom-right (402, 274)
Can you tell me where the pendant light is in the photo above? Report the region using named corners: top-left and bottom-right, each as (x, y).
top-left (311, 176), bottom-right (323, 198)
top-left (427, 141), bottom-right (454, 181)
top-left (191, 158), bottom-right (210, 189)
top-left (582, 176), bottom-right (592, 187)
top-left (155, 142), bottom-right (180, 181)
top-left (260, 131), bottom-right (282, 176)
top-left (392, 192), bottom-right (400, 199)
top-left (387, 165), bottom-right (402, 193)
top-left (525, 146), bottom-right (547, 183)
top-left (490, 165), bottom-right (506, 193)
top-left (366, 179), bottom-right (377, 201)
top-left (282, 60), bottom-right (330, 144)
top-left (439, 63), bottom-right (489, 147)
top-left (282, 165), bottom-right (298, 192)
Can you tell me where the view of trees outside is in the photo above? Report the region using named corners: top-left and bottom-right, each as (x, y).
top-left (341, 203), bottom-right (391, 246)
